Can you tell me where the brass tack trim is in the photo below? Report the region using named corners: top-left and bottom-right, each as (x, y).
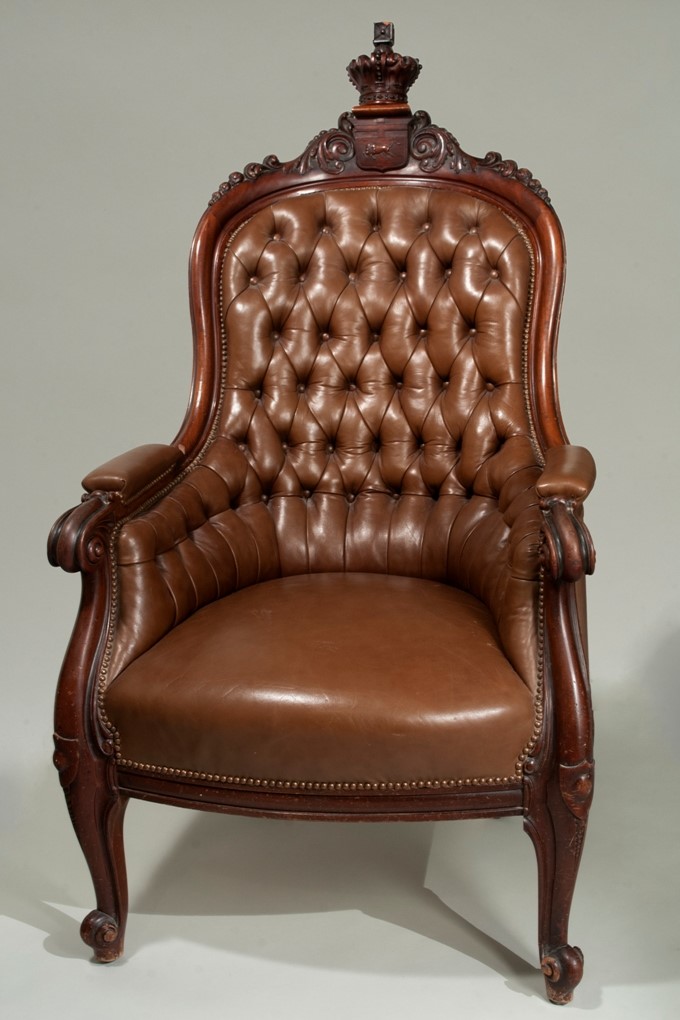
top-left (115, 756), bottom-right (521, 791)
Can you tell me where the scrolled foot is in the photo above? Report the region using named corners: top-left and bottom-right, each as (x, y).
top-left (541, 944), bottom-right (584, 1005)
top-left (80, 909), bottom-right (124, 963)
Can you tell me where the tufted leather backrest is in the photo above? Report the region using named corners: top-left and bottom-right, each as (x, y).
top-left (217, 185), bottom-right (541, 574)
top-left (113, 184), bottom-right (545, 689)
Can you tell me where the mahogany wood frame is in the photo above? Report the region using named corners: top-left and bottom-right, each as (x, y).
top-left (49, 28), bottom-right (595, 1005)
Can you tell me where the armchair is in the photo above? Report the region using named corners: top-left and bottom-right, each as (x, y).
top-left (49, 24), bottom-right (596, 1005)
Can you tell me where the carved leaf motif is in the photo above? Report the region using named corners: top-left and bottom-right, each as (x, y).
top-left (286, 114), bottom-right (356, 175)
top-left (209, 156), bottom-right (283, 206)
top-left (559, 760), bottom-right (595, 820)
top-left (409, 111), bottom-right (471, 174)
top-left (479, 151), bottom-right (551, 205)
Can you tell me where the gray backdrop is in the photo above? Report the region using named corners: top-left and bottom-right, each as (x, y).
top-left (2, 2), bottom-right (678, 1016)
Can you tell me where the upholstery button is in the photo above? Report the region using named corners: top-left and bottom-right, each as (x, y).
top-left (419, 329), bottom-right (427, 338)
top-left (303, 489), bottom-right (311, 499)
top-left (469, 226), bottom-right (478, 235)
top-left (391, 491), bottom-right (400, 500)
top-left (469, 328), bottom-right (477, 337)
top-left (272, 331), bottom-right (280, 341)
top-left (327, 443), bottom-right (334, 453)
top-left (372, 333), bottom-right (380, 343)
top-left (299, 273), bottom-right (306, 283)
top-left (422, 221), bottom-right (431, 231)
top-left (321, 332), bottom-right (330, 342)
top-left (250, 276), bottom-right (258, 285)
top-left (399, 271), bottom-right (407, 280)
top-left (261, 494), bottom-right (269, 503)
top-left (272, 232), bottom-right (281, 241)
top-left (348, 382), bottom-right (357, 391)
top-left (395, 380), bottom-right (403, 389)
top-left (254, 388), bottom-right (262, 398)
top-left (490, 269), bottom-right (499, 278)
top-left (442, 379), bottom-right (449, 388)
top-left (372, 222), bottom-right (381, 232)
top-left (281, 441), bottom-right (288, 450)
top-left (348, 272), bottom-right (356, 283)
top-left (486, 381), bottom-right (495, 391)
top-left (346, 493), bottom-right (356, 503)
top-left (296, 382), bottom-right (306, 393)
top-left (444, 268), bottom-right (452, 279)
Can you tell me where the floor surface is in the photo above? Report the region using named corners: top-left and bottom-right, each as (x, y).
top-left (2, 692), bottom-right (678, 1019)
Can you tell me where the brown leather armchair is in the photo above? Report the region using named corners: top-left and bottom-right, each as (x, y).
top-left (49, 24), bottom-right (596, 1005)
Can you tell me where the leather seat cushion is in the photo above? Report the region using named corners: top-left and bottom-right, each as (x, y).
top-left (106, 573), bottom-right (536, 789)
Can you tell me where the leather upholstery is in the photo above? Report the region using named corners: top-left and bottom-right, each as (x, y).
top-left (110, 187), bottom-right (544, 708)
top-left (107, 573), bottom-right (536, 787)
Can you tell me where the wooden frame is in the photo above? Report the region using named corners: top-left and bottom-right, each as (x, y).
top-left (49, 25), bottom-right (595, 1005)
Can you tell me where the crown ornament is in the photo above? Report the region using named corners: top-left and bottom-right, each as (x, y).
top-left (347, 22), bottom-right (421, 111)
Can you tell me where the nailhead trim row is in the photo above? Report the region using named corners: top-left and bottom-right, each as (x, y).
top-left (114, 757), bottom-right (523, 791)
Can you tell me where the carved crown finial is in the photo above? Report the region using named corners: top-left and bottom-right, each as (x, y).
top-left (347, 23), bottom-right (421, 110)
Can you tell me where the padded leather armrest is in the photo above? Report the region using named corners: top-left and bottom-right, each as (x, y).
top-left (536, 446), bottom-right (596, 504)
top-left (537, 446), bottom-right (596, 582)
top-left (82, 444), bottom-right (184, 502)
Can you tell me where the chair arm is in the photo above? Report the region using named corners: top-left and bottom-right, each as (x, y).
top-left (81, 443), bottom-right (184, 503)
top-left (49, 444), bottom-right (185, 574)
top-left (536, 445), bottom-right (596, 503)
top-left (537, 446), bottom-right (596, 583)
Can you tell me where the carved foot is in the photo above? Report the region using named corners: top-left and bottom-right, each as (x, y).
top-left (80, 910), bottom-right (124, 963)
top-left (541, 944), bottom-right (584, 1005)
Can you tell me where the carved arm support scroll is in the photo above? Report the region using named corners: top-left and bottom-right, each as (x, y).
top-left (537, 446), bottom-right (596, 583)
top-left (49, 444), bottom-right (184, 574)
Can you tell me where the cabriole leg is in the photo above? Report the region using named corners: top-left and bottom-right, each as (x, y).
top-left (54, 735), bottom-right (129, 962)
top-left (524, 765), bottom-right (593, 1005)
